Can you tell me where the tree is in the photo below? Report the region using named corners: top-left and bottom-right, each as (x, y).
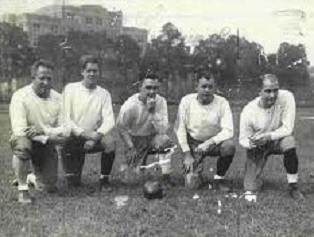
top-left (0, 22), bottom-right (31, 81)
top-left (141, 22), bottom-right (190, 100)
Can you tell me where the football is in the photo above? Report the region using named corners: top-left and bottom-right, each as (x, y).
top-left (143, 180), bottom-right (163, 200)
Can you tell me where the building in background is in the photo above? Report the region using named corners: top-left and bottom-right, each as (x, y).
top-left (122, 26), bottom-right (148, 56)
top-left (1, 5), bottom-right (147, 54)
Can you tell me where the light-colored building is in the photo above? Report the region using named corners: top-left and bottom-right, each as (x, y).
top-left (1, 5), bottom-right (144, 48)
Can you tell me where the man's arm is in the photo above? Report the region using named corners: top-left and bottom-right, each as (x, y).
top-left (96, 93), bottom-right (115, 137)
top-left (175, 97), bottom-right (190, 152)
top-left (10, 92), bottom-right (28, 137)
top-left (116, 102), bottom-right (134, 149)
top-left (269, 92), bottom-right (296, 140)
top-left (152, 97), bottom-right (169, 135)
top-left (239, 106), bottom-right (254, 149)
top-left (210, 99), bottom-right (234, 145)
top-left (60, 85), bottom-right (84, 136)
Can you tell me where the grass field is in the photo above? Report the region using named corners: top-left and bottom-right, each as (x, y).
top-left (1, 103), bottom-right (314, 237)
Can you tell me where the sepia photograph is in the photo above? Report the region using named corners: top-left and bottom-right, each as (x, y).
top-left (0, 0), bottom-right (314, 236)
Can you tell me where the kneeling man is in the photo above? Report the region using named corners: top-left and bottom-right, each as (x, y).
top-left (175, 72), bottom-right (235, 191)
top-left (117, 72), bottom-right (174, 186)
top-left (10, 59), bottom-right (66, 203)
top-left (239, 74), bottom-right (303, 200)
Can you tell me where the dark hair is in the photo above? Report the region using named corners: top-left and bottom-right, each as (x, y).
top-left (31, 59), bottom-right (54, 78)
top-left (139, 70), bottom-right (160, 82)
top-left (195, 70), bottom-right (215, 83)
top-left (80, 55), bottom-right (100, 70)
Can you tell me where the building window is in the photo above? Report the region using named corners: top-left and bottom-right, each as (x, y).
top-left (66, 13), bottom-right (74, 19)
top-left (96, 18), bottom-right (102, 26)
top-left (86, 17), bottom-right (93, 24)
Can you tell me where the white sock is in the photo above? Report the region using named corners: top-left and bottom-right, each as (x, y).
top-left (214, 174), bottom-right (225, 180)
top-left (287, 174), bottom-right (298, 184)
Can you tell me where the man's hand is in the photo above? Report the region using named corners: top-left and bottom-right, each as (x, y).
top-left (84, 140), bottom-right (97, 151)
top-left (195, 139), bottom-right (215, 155)
top-left (147, 97), bottom-right (156, 113)
top-left (24, 127), bottom-right (43, 138)
top-left (251, 133), bottom-right (271, 147)
top-left (81, 131), bottom-right (102, 141)
top-left (126, 147), bottom-right (137, 167)
top-left (182, 152), bottom-right (195, 174)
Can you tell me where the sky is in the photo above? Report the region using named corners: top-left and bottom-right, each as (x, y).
top-left (1, 0), bottom-right (314, 63)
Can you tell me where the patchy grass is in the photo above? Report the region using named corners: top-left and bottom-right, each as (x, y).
top-left (1, 104), bottom-right (314, 237)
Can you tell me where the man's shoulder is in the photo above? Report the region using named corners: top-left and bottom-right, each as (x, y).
top-left (64, 82), bottom-right (80, 91)
top-left (96, 86), bottom-right (111, 96)
top-left (214, 94), bottom-right (230, 104)
top-left (50, 89), bottom-right (61, 100)
top-left (121, 93), bottom-right (139, 108)
top-left (12, 85), bottom-right (32, 98)
top-left (242, 97), bottom-right (259, 112)
top-left (180, 93), bottom-right (197, 102)
top-left (156, 94), bottom-right (167, 103)
top-left (278, 89), bottom-right (294, 99)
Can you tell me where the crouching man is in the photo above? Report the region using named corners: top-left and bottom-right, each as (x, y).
top-left (117, 72), bottom-right (174, 187)
top-left (239, 74), bottom-right (303, 200)
top-left (9, 59), bottom-right (66, 203)
top-left (175, 72), bottom-right (235, 191)
top-left (59, 55), bottom-right (116, 190)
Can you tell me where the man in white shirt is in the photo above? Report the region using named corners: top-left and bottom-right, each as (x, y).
top-left (10, 59), bottom-right (66, 203)
top-left (175, 72), bottom-right (235, 191)
top-left (60, 55), bottom-right (116, 190)
top-left (239, 74), bottom-right (303, 200)
top-left (117, 72), bottom-right (174, 186)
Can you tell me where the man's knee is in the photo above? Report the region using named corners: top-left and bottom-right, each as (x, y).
top-left (152, 134), bottom-right (172, 150)
top-left (11, 136), bottom-right (32, 160)
top-left (280, 136), bottom-right (296, 152)
top-left (100, 133), bottom-right (116, 153)
top-left (220, 139), bottom-right (236, 157)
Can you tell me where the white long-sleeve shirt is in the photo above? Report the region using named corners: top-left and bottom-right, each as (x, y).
top-left (175, 93), bottom-right (234, 152)
top-left (117, 93), bottom-right (169, 137)
top-left (10, 84), bottom-right (61, 137)
top-left (61, 82), bottom-right (115, 136)
top-left (239, 89), bottom-right (296, 149)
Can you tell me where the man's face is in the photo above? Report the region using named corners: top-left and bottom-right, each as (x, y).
top-left (81, 62), bottom-right (100, 88)
top-left (260, 79), bottom-right (279, 108)
top-left (33, 66), bottom-right (53, 98)
top-left (196, 77), bottom-right (215, 103)
top-left (139, 78), bottom-right (160, 101)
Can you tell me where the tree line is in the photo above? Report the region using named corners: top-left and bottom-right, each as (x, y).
top-left (0, 21), bottom-right (312, 103)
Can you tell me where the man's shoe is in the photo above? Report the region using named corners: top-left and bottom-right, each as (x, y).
top-left (289, 183), bottom-right (304, 200)
top-left (213, 179), bottom-right (231, 192)
top-left (99, 176), bottom-right (112, 191)
top-left (18, 190), bottom-right (32, 204)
